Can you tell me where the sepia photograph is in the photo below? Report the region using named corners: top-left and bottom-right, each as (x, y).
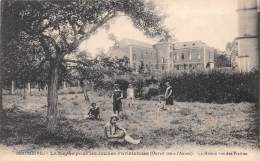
top-left (0, 0), bottom-right (259, 161)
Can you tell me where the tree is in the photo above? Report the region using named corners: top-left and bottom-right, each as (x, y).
top-left (68, 53), bottom-right (131, 103)
top-left (225, 42), bottom-right (232, 53)
top-left (0, 0), bottom-right (4, 123)
top-left (3, 32), bottom-right (46, 98)
top-left (2, 0), bottom-right (171, 132)
top-left (214, 54), bottom-right (231, 68)
top-left (138, 61), bottom-right (145, 74)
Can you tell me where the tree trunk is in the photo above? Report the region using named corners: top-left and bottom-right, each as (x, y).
top-left (82, 86), bottom-right (90, 103)
top-left (27, 82), bottom-right (31, 96)
top-left (47, 62), bottom-right (59, 132)
top-left (80, 80), bottom-right (90, 103)
top-left (0, 0), bottom-right (4, 125)
top-left (11, 80), bottom-right (15, 95)
top-left (63, 81), bottom-right (66, 89)
top-left (77, 80), bottom-right (80, 88)
top-left (23, 82), bottom-right (26, 99)
top-left (0, 56), bottom-right (3, 125)
top-left (257, 10), bottom-right (260, 148)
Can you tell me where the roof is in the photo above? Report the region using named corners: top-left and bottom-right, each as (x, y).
top-left (107, 47), bottom-right (129, 58)
top-left (173, 41), bottom-right (207, 49)
top-left (119, 38), bottom-right (153, 48)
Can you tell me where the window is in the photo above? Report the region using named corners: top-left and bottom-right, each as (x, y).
top-left (133, 54), bottom-right (136, 61)
top-left (189, 53), bottom-right (192, 60)
top-left (176, 65), bottom-right (179, 70)
top-left (133, 63), bottom-right (136, 69)
top-left (175, 54), bottom-right (179, 61)
top-left (141, 53), bottom-right (143, 59)
top-left (162, 65), bottom-right (164, 70)
top-left (184, 44), bottom-right (187, 47)
top-left (162, 57), bottom-right (165, 63)
top-left (181, 54), bottom-right (184, 60)
top-left (192, 43), bottom-right (195, 46)
top-left (209, 52), bottom-right (214, 61)
top-left (197, 53), bottom-right (201, 59)
top-left (146, 64), bottom-right (150, 71)
top-left (184, 64), bottom-right (187, 70)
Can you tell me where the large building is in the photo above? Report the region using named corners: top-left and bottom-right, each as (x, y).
top-left (108, 39), bottom-right (157, 73)
top-left (169, 41), bottom-right (215, 71)
top-left (231, 0), bottom-right (259, 72)
top-left (108, 39), bottom-right (218, 74)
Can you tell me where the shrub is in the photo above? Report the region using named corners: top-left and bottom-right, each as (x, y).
top-left (133, 79), bottom-right (145, 98)
top-left (145, 87), bottom-right (160, 100)
top-left (115, 79), bottom-right (129, 91)
top-left (94, 80), bottom-right (114, 92)
top-left (68, 90), bottom-right (76, 94)
top-left (160, 70), bottom-right (258, 103)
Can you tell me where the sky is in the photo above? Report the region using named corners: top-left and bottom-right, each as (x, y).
top-left (79, 0), bottom-right (238, 57)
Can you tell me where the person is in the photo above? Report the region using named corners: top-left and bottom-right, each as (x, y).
top-left (86, 103), bottom-right (100, 120)
top-left (126, 83), bottom-right (135, 108)
top-left (104, 115), bottom-right (142, 145)
top-left (164, 82), bottom-right (174, 109)
top-left (112, 84), bottom-right (123, 116)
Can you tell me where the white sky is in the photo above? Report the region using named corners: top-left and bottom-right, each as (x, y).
top-left (79, 0), bottom-right (238, 57)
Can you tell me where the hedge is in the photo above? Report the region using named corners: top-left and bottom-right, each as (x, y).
top-left (160, 70), bottom-right (258, 103)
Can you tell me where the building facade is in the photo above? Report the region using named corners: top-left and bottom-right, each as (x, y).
top-left (169, 41), bottom-right (215, 72)
top-left (108, 39), bottom-right (218, 74)
top-left (108, 39), bottom-right (157, 73)
top-left (233, 0), bottom-right (259, 72)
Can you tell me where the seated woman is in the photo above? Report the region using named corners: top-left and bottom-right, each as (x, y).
top-left (86, 103), bottom-right (100, 120)
top-left (104, 115), bottom-right (142, 145)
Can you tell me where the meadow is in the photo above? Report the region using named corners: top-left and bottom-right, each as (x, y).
top-left (0, 88), bottom-right (258, 151)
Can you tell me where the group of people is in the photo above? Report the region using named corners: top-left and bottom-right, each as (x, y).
top-left (86, 81), bottom-right (174, 145)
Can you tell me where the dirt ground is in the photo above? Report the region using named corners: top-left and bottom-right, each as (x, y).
top-left (1, 88), bottom-right (258, 150)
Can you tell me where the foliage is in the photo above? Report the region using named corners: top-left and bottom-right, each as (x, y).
top-left (145, 87), bottom-right (159, 100)
top-left (214, 54), bottom-right (231, 68)
top-left (160, 70), bottom-right (258, 103)
top-left (2, 0), bottom-right (170, 88)
top-left (115, 79), bottom-right (129, 91)
top-left (72, 53), bottom-right (131, 84)
top-left (93, 80), bottom-right (114, 91)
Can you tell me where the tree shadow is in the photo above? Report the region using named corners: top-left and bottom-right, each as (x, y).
top-left (0, 106), bottom-right (99, 149)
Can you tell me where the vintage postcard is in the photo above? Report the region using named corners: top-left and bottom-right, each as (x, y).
top-left (0, 0), bottom-right (259, 161)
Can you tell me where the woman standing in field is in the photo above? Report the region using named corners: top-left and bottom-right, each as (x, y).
top-left (126, 83), bottom-right (135, 108)
top-left (112, 84), bottom-right (123, 116)
top-left (164, 82), bottom-right (174, 109)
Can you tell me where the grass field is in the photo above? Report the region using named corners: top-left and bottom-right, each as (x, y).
top-left (0, 88), bottom-right (258, 150)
